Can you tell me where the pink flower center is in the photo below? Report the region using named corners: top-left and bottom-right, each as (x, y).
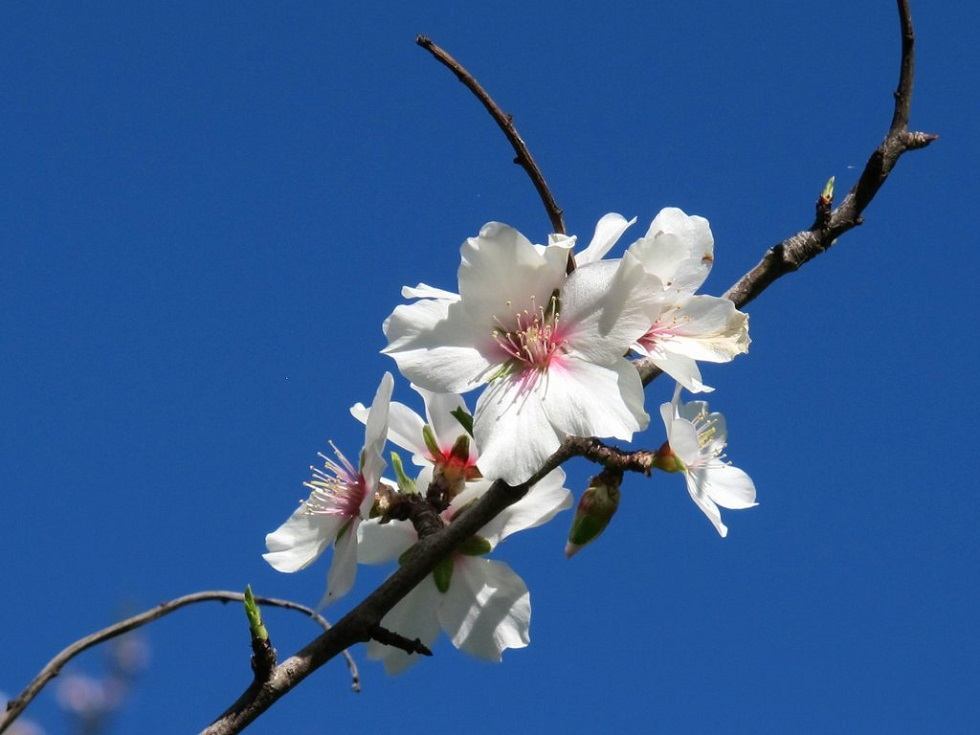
top-left (493, 296), bottom-right (565, 371)
top-left (304, 442), bottom-right (366, 518)
top-left (637, 321), bottom-right (675, 353)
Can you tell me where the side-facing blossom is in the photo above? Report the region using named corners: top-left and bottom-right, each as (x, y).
top-left (358, 468), bottom-right (572, 674)
top-left (383, 220), bottom-right (662, 485)
top-left (626, 208), bottom-right (750, 392)
top-left (351, 384), bottom-right (478, 477)
top-left (263, 372), bottom-right (393, 606)
top-left (657, 384), bottom-right (757, 537)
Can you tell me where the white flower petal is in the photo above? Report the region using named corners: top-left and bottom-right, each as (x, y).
top-left (458, 222), bottom-right (567, 330)
top-left (383, 299), bottom-right (497, 393)
top-left (560, 257), bottom-right (663, 362)
top-left (542, 358), bottom-right (648, 439)
top-left (263, 503), bottom-right (343, 573)
top-left (383, 295), bottom-right (451, 351)
top-left (667, 417), bottom-right (703, 466)
top-left (321, 519), bottom-right (361, 606)
top-left (473, 373), bottom-right (561, 485)
top-left (368, 576), bottom-right (443, 675)
top-left (401, 282), bottom-right (460, 301)
top-left (479, 468), bottom-right (572, 547)
top-left (576, 212), bottom-right (637, 265)
top-left (697, 462), bottom-right (757, 509)
top-left (352, 399), bottom-right (427, 459)
top-left (655, 296), bottom-right (749, 363)
top-left (418, 387), bottom-right (473, 457)
top-left (632, 207), bottom-right (714, 294)
top-left (438, 557), bottom-right (531, 662)
top-left (649, 351), bottom-right (712, 393)
top-left (684, 473), bottom-right (728, 537)
top-left (357, 518), bottom-right (418, 564)
top-left (446, 477), bottom-right (494, 519)
top-left (359, 374), bottom-right (393, 510)
top-left (677, 400), bottom-right (728, 454)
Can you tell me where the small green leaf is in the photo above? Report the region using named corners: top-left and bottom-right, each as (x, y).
top-left (450, 407), bottom-right (474, 437)
top-left (433, 555), bottom-right (454, 593)
top-left (422, 424), bottom-right (442, 459)
top-left (390, 451), bottom-right (417, 494)
top-left (243, 585), bottom-right (268, 641)
top-left (457, 535), bottom-right (492, 556)
top-left (821, 175), bottom-right (836, 201)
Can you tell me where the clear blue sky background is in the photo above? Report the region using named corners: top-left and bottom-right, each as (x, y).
top-left (3, 1), bottom-right (977, 733)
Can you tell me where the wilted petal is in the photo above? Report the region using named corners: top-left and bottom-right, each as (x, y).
top-left (368, 576), bottom-right (442, 675)
top-left (656, 296), bottom-right (749, 363)
top-left (474, 373), bottom-right (561, 485)
top-left (438, 557), bottom-right (531, 662)
top-left (263, 503), bottom-right (344, 573)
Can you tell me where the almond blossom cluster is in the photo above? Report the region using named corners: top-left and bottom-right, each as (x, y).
top-left (264, 207), bottom-right (757, 672)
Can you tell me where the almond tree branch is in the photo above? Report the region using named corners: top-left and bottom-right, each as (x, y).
top-left (200, 3), bottom-right (934, 729)
top-left (416, 35), bottom-right (566, 235)
top-left (636, 0), bottom-right (935, 385)
top-left (0, 591), bottom-right (358, 734)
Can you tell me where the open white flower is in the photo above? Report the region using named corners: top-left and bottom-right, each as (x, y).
top-left (263, 372), bottom-right (393, 606)
top-left (358, 467), bottom-right (572, 674)
top-left (627, 208), bottom-right (749, 392)
top-left (383, 220), bottom-right (660, 484)
top-left (658, 384), bottom-right (757, 537)
top-left (351, 384), bottom-right (477, 471)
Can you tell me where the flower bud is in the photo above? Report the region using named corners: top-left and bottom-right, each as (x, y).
top-left (652, 441), bottom-right (685, 473)
top-left (449, 434), bottom-right (470, 464)
top-left (565, 468), bottom-right (623, 558)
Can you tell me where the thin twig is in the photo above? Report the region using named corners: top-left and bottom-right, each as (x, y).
top-left (196, 3), bottom-right (934, 729)
top-left (565, 436), bottom-right (656, 475)
top-left (0, 591), bottom-right (359, 734)
top-left (636, 0), bottom-right (936, 385)
top-left (370, 625), bottom-right (433, 656)
top-left (416, 35), bottom-right (566, 236)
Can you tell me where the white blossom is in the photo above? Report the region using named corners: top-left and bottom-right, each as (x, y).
top-left (383, 220), bottom-right (661, 484)
top-left (263, 372), bottom-right (393, 606)
top-left (627, 208), bottom-right (749, 392)
top-left (358, 468), bottom-right (572, 673)
top-left (659, 384), bottom-right (757, 536)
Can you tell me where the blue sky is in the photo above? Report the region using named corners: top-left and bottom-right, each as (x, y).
top-left (2, 1), bottom-right (977, 733)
